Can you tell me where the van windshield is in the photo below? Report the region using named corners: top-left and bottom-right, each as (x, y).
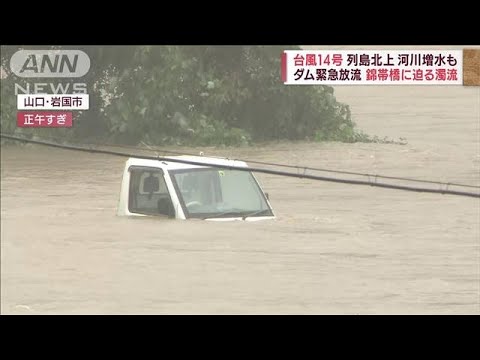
top-left (170, 168), bottom-right (273, 219)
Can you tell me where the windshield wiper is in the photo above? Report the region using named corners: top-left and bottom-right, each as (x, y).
top-left (241, 209), bottom-right (270, 220)
top-left (201, 210), bottom-right (243, 220)
top-left (202, 209), bottom-right (270, 220)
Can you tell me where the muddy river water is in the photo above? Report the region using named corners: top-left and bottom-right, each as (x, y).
top-left (1, 83), bottom-right (479, 314)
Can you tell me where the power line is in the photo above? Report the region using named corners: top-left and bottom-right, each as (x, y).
top-left (1, 133), bottom-right (479, 199)
top-left (8, 133), bottom-right (479, 190)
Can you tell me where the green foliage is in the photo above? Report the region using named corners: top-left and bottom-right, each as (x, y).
top-left (98, 45), bottom-right (363, 146)
top-left (1, 45), bottom-right (390, 146)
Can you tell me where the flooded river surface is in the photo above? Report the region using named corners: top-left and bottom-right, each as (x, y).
top-left (1, 86), bottom-right (479, 314)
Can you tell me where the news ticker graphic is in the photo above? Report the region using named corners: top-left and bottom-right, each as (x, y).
top-left (15, 94), bottom-right (88, 127)
top-left (17, 111), bottom-right (73, 128)
top-left (10, 49), bottom-right (91, 128)
top-left (281, 49), bottom-right (480, 86)
top-left (17, 94), bottom-right (89, 110)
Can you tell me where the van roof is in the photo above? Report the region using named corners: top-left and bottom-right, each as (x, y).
top-left (125, 155), bottom-right (248, 171)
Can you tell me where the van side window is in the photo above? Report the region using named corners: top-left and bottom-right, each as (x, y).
top-left (128, 168), bottom-right (174, 217)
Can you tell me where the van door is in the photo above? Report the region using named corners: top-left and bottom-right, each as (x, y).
top-left (127, 166), bottom-right (175, 217)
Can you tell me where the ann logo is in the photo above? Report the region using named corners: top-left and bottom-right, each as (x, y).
top-left (10, 50), bottom-right (90, 78)
top-left (20, 54), bottom-right (79, 74)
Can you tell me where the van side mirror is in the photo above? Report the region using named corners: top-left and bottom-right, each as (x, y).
top-left (265, 192), bottom-right (269, 200)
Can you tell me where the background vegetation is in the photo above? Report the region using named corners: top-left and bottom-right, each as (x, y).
top-left (1, 45), bottom-right (383, 146)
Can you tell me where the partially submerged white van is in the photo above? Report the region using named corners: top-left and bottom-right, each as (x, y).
top-left (117, 155), bottom-right (275, 221)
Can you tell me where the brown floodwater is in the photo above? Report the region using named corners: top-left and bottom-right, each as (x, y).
top-left (1, 85), bottom-right (479, 314)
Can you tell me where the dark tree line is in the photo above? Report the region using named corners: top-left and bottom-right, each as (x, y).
top-left (1, 46), bottom-right (369, 146)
